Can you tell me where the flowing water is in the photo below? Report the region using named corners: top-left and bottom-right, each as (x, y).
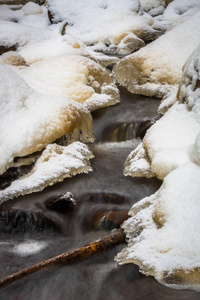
top-left (0, 87), bottom-right (199, 299)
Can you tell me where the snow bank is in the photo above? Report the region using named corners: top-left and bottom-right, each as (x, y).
top-left (114, 10), bottom-right (200, 110)
top-left (118, 45), bottom-right (200, 286)
top-left (0, 64), bottom-right (94, 175)
top-left (0, 142), bottom-right (94, 203)
top-left (10, 55), bottom-right (120, 112)
top-left (48, 0), bottom-right (160, 55)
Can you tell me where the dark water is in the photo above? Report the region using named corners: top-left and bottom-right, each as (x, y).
top-left (0, 88), bottom-right (199, 299)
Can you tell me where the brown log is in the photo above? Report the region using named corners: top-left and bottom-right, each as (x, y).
top-left (0, 228), bottom-right (125, 288)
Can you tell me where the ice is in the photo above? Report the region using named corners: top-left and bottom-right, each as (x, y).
top-left (118, 42), bottom-right (200, 286)
top-left (0, 142), bottom-right (94, 203)
top-left (48, 0), bottom-right (160, 55)
top-left (114, 10), bottom-right (200, 110)
top-left (0, 64), bottom-right (94, 175)
top-left (9, 55), bottom-right (120, 112)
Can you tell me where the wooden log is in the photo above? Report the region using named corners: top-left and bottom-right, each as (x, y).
top-left (0, 228), bottom-right (125, 288)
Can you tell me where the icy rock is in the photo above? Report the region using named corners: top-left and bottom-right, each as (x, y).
top-left (0, 142), bottom-right (94, 203)
top-left (114, 11), bottom-right (200, 109)
top-left (10, 55), bottom-right (120, 112)
top-left (124, 143), bottom-right (155, 178)
top-left (0, 64), bottom-right (94, 175)
top-left (47, 0), bottom-right (159, 55)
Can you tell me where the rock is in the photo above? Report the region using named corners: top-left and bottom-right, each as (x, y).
top-left (0, 45), bottom-right (17, 55)
top-left (46, 192), bottom-right (76, 213)
top-left (98, 210), bottom-right (129, 230)
top-left (0, 209), bottom-right (55, 233)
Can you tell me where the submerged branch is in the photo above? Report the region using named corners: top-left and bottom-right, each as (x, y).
top-left (0, 228), bottom-right (125, 288)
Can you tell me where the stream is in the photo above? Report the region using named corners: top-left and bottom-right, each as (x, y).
top-left (0, 87), bottom-right (199, 299)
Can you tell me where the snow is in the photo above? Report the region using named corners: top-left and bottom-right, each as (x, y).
top-left (0, 142), bottom-right (94, 203)
top-left (140, 0), bottom-right (166, 16)
top-left (162, 0), bottom-right (200, 23)
top-left (48, 0), bottom-right (159, 55)
top-left (9, 55), bottom-right (120, 112)
top-left (0, 64), bottom-right (94, 175)
top-left (114, 10), bottom-right (200, 111)
top-left (118, 42), bottom-right (200, 286)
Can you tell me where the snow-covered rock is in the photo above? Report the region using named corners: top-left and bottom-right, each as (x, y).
top-left (9, 55), bottom-right (120, 112)
top-left (117, 162), bottom-right (200, 286)
top-left (0, 142), bottom-right (94, 203)
top-left (48, 0), bottom-right (160, 55)
top-left (114, 10), bottom-right (200, 111)
top-left (0, 64), bottom-right (94, 175)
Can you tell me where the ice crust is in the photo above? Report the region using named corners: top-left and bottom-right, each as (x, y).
top-left (0, 142), bottom-right (94, 203)
top-left (118, 44), bottom-right (200, 285)
top-left (114, 7), bottom-right (200, 110)
top-left (0, 64), bottom-right (94, 175)
top-left (48, 0), bottom-right (162, 55)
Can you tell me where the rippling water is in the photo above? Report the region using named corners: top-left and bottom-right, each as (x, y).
top-left (0, 88), bottom-right (199, 300)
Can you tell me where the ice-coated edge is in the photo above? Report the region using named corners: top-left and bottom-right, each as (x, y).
top-left (0, 142), bottom-right (94, 203)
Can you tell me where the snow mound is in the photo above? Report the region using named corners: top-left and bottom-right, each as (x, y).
top-left (0, 64), bottom-right (94, 175)
top-left (0, 142), bottom-right (94, 203)
top-left (118, 44), bottom-right (200, 287)
top-left (48, 0), bottom-right (160, 55)
top-left (10, 55), bottom-right (120, 112)
top-left (114, 10), bottom-right (200, 110)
